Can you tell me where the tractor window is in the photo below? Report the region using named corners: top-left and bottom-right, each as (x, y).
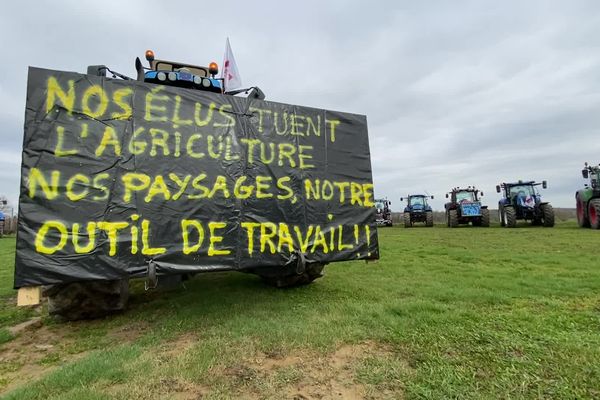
top-left (410, 197), bottom-right (425, 206)
top-left (509, 185), bottom-right (535, 198)
top-left (375, 201), bottom-right (385, 209)
top-left (456, 191), bottom-right (474, 202)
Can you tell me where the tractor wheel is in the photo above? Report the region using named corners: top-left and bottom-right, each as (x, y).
top-left (588, 199), bottom-right (600, 229)
top-left (541, 204), bottom-right (555, 227)
top-left (577, 196), bottom-right (590, 228)
top-left (448, 209), bottom-right (458, 228)
top-left (504, 206), bottom-right (517, 228)
top-left (403, 213), bottom-right (411, 228)
top-left (43, 279), bottom-right (129, 321)
top-left (425, 211), bottom-right (434, 227)
top-left (481, 208), bottom-right (490, 227)
top-left (499, 208), bottom-right (505, 227)
top-left (260, 263), bottom-right (324, 288)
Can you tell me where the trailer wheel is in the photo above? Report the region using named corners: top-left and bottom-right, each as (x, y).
top-left (588, 199), bottom-right (600, 229)
top-left (403, 213), bottom-right (411, 228)
top-left (504, 206), bottom-right (517, 228)
top-left (541, 203), bottom-right (555, 227)
top-left (261, 263), bottom-right (324, 288)
top-left (577, 196), bottom-right (590, 228)
top-left (448, 209), bottom-right (458, 228)
top-left (481, 208), bottom-right (490, 227)
top-left (44, 279), bottom-right (129, 321)
top-left (425, 211), bottom-right (434, 227)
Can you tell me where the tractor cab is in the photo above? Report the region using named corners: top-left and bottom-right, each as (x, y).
top-left (406, 195), bottom-right (429, 208)
top-left (86, 49), bottom-right (265, 99)
top-left (135, 50), bottom-right (223, 94)
top-left (578, 162), bottom-right (600, 229)
top-left (498, 181), bottom-right (542, 209)
top-left (582, 162), bottom-right (600, 190)
top-left (455, 190), bottom-right (475, 202)
top-left (447, 187), bottom-right (482, 204)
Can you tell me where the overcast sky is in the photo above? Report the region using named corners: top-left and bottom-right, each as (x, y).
top-left (1, 0), bottom-right (599, 212)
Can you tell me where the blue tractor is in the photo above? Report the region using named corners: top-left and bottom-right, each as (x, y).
top-left (445, 186), bottom-right (490, 227)
top-left (400, 194), bottom-right (434, 228)
top-left (87, 50), bottom-right (265, 99)
top-left (496, 180), bottom-right (554, 228)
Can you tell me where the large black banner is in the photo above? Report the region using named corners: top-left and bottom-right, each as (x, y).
top-left (15, 67), bottom-right (378, 287)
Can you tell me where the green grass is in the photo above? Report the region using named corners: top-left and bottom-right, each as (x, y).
top-left (0, 236), bottom-right (38, 327)
top-left (1, 222), bottom-right (600, 399)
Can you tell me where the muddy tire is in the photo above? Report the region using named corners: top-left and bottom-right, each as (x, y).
top-left (425, 211), bottom-right (433, 227)
top-left (261, 263), bottom-right (324, 288)
top-left (44, 279), bottom-right (129, 321)
top-left (577, 196), bottom-right (590, 228)
top-left (504, 206), bottom-right (517, 228)
top-left (541, 203), bottom-right (555, 227)
top-left (448, 209), bottom-right (458, 228)
top-left (403, 212), bottom-right (411, 228)
top-left (481, 208), bottom-right (490, 227)
top-left (588, 199), bottom-right (600, 229)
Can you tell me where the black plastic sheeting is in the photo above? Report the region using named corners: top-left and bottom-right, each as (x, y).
top-left (15, 67), bottom-right (378, 288)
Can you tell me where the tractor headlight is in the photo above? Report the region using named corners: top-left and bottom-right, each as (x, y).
top-left (193, 76), bottom-right (202, 85)
top-left (168, 72), bottom-right (177, 81)
top-left (202, 79), bottom-right (211, 88)
top-left (157, 72), bottom-right (166, 81)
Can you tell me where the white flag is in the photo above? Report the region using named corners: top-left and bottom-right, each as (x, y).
top-left (221, 38), bottom-right (242, 92)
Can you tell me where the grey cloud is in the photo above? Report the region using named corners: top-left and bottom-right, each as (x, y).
top-left (2, 0), bottom-right (600, 210)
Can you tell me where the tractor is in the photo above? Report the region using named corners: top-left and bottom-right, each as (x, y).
top-left (496, 180), bottom-right (554, 227)
top-left (400, 195), bottom-right (434, 228)
top-left (23, 50), bottom-right (372, 321)
top-left (87, 49), bottom-right (265, 99)
top-left (576, 162), bottom-right (600, 229)
top-left (444, 186), bottom-right (490, 227)
top-left (374, 198), bottom-right (393, 227)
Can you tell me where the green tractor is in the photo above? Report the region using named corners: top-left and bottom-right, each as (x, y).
top-left (444, 186), bottom-right (490, 228)
top-left (576, 162), bottom-right (600, 229)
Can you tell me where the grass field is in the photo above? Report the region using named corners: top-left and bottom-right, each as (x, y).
top-left (1, 222), bottom-right (600, 399)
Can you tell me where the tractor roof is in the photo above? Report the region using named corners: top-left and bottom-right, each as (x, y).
top-left (374, 198), bottom-right (389, 203)
top-left (451, 187), bottom-right (478, 192)
top-left (503, 181), bottom-right (537, 187)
